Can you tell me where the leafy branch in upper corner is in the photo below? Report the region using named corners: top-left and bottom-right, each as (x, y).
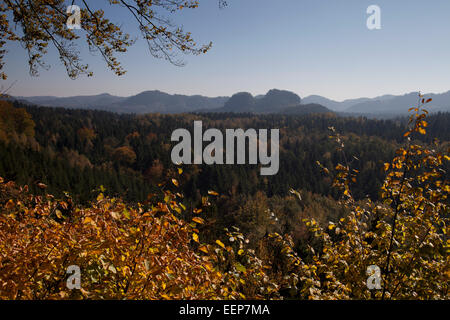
top-left (0, 1), bottom-right (226, 80)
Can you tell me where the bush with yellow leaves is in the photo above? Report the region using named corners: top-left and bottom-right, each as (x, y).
top-left (0, 177), bottom-right (286, 299)
top-left (298, 96), bottom-right (449, 299)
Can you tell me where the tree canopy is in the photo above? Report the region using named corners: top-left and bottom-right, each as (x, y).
top-left (0, 0), bottom-right (227, 80)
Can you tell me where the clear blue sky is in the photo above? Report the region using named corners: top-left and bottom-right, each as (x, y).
top-left (6, 0), bottom-right (450, 101)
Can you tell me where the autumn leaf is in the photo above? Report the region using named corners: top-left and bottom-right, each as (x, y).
top-left (204, 263), bottom-right (214, 272)
top-left (198, 245), bottom-right (209, 254)
top-left (215, 240), bottom-right (225, 248)
top-left (83, 217), bottom-right (94, 224)
top-left (234, 263), bottom-right (246, 273)
top-left (208, 190), bottom-right (219, 196)
top-left (192, 217), bottom-right (205, 224)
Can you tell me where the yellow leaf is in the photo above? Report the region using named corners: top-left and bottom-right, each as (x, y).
top-left (55, 209), bottom-right (63, 219)
top-left (208, 190), bottom-right (219, 196)
top-left (171, 179), bottom-right (179, 187)
top-left (216, 240), bottom-right (225, 248)
top-left (204, 263), bottom-right (213, 271)
top-left (199, 245), bottom-right (208, 254)
top-left (234, 262), bottom-right (246, 273)
top-left (193, 233), bottom-right (199, 243)
top-left (192, 217), bottom-right (205, 224)
top-left (238, 249), bottom-right (244, 255)
top-left (178, 168), bottom-right (183, 174)
top-left (83, 217), bottom-right (93, 224)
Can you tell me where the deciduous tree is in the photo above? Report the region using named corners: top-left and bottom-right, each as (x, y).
top-left (0, 0), bottom-right (227, 80)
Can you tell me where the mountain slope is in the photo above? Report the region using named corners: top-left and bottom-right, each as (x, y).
top-left (281, 103), bottom-right (333, 115)
top-left (302, 95), bottom-right (372, 111)
top-left (16, 91), bottom-right (228, 114)
top-left (110, 90), bottom-right (228, 113)
top-left (302, 92), bottom-right (450, 114)
top-left (213, 89), bottom-right (302, 113)
top-left (347, 91), bottom-right (450, 114)
top-left (16, 93), bottom-right (125, 110)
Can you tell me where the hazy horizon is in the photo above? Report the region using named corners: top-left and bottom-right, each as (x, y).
top-left (14, 88), bottom-right (450, 103)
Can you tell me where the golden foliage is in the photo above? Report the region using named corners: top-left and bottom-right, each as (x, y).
top-left (297, 96), bottom-right (449, 299)
top-left (0, 178), bottom-right (283, 299)
top-left (0, 101), bottom-right (35, 143)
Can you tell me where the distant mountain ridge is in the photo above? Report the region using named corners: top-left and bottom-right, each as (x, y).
top-left (13, 89), bottom-right (450, 115)
top-left (301, 95), bottom-right (373, 112)
top-left (16, 91), bottom-right (228, 114)
top-left (15, 89), bottom-right (330, 115)
top-left (303, 91), bottom-right (450, 114)
top-left (345, 91), bottom-right (450, 114)
top-left (110, 90), bottom-right (228, 113)
top-left (16, 93), bottom-right (126, 110)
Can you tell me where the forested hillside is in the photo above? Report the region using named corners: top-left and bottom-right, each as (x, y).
top-left (1, 100), bottom-right (449, 251)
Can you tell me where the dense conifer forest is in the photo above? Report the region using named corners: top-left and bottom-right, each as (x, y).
top-left (1, 100), bottom-right (449, 252)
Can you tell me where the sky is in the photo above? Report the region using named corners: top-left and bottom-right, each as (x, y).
top-left (5, 0), bottom-right (450, 101)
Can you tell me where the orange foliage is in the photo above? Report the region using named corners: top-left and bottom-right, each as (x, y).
top-left (0, 177), bottom-right (284, 299)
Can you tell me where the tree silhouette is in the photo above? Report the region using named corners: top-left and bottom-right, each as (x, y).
top-left (0, 0), bottom-right (227, 80)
